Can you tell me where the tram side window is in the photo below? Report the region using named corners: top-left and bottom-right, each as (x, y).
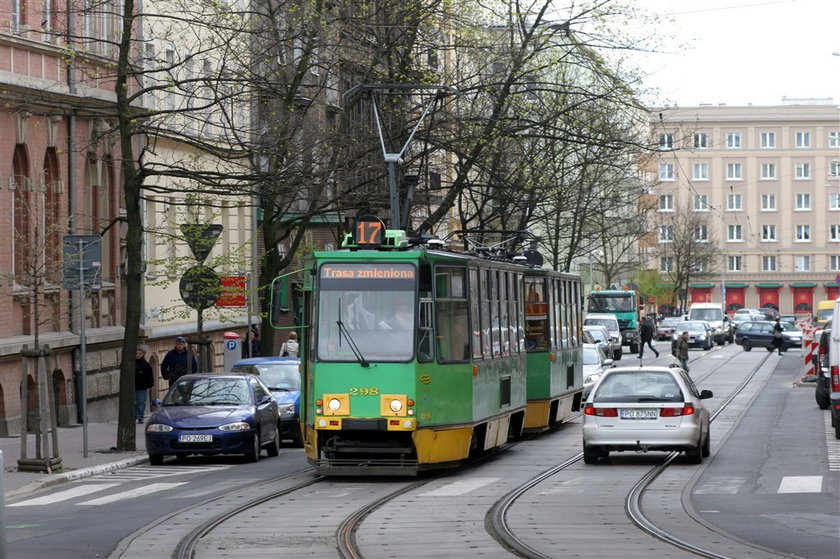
top-left (435, 266), bottom-right (469, 362)
top-left (525, 277), bottom-right (549, 351)
top-left (470, 269), bottom-right (482, 359)
top-left (481, 270), bottom-right (492, 358)
top-left (515, 275), bottom-right (525, 352)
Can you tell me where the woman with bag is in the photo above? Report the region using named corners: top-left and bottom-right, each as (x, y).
top-left (771, 318), bottom-right (784, 355)
top-left (279, 331), bottom-right (299, 357)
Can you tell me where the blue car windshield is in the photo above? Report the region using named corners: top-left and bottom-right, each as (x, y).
top-left (165, 378), bottom-right (251, 406)
top-left (251, 364), bottom-right (300, 391)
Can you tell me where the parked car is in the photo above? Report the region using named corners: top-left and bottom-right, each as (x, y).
top-left (656, 317), bottom-right (682, 341)
top-left (582, 343), bottom-right (613, 399)
top-left (672, 321), bottom-right (714, 350)
top-left (779, 314), bottom-right (798, 326)
top-left (733, 320), bottom-right (803, 352)
top-left (584, 314), bottom-right (623, 360)
top-left (232, 357), bottom-right (302, 446)
top-left (145, 373), bottom-right (281, 465)
top-left (758, 307), bottom-right (780, 320)
top-left (583, 324), bottom-right (612, 358)
top-left (730, 313), bottom-right (758, 331)
top-left (735, 308), bottom-right (764, 317)
top-left (582, 365), bottom-right (713, 464)
top-left (815, 327), bottom-right (831, 409)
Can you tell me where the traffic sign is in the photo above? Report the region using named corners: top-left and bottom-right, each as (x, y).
top-left (62, 235), bottom-right (102, 291)
top-left (179, 265), bottom-right (221, 310)
top-left (180, 223), bottom-right (223, 263)
top-left (835, 273), bottom-right (840, 285)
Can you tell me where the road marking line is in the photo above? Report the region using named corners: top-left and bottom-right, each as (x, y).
top-left (9, 483), bottom-right (121, 507)
top-left (693, 477), bottom-right (746, 494)
top-left (78, 482), bottom-right (188, 505)
top-left (778, 476), bottom-right (822, 493)
top-left (419, 478), bottom-right (501, 496)
top-left (825, 413), bottom-right (840, 472)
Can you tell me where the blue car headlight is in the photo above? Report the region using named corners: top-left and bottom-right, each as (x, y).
top-left (219, 422), bottom-right (251, 432)
top-left (146, 424), bottom-right (172, 433)
top-left (279, 404), bottom-right (296, 417)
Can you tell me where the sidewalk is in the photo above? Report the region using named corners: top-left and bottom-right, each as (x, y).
top-left (0, 422), bottom-right (148, 499)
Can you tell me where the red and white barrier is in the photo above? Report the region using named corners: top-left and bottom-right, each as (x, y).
top-left (801, 324), bottom-right (820, 379)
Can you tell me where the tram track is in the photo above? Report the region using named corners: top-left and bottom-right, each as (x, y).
top-left (487, 347), bottom-right (776, 559)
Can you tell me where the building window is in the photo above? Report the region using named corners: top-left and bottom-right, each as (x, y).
top-left (830, 131), bottom-right (840, 148)
top-left (795, 224), bottom-right (811, 241)
top-left (659, 133), bottom-right (674, 150)
top-left (761, 224), bottom-right (776, 241)
top-left (762, 256), bottom-right (776, 272)
top-left (830, 161), bottom-right (840, 177)
top-left (694, 258), bottom-right (706, 273)
top-left (760, 163), bottom-right (776, 179)
top-left (795, 193), bottom-right (811, 210)
top-left (830, 192), bottom-right (840, 210)
top-left (658, 225), bottom-right (674, 242)
top-left (11, 0), bottom-right (21, 34)
top-left (660, 256), bottom-right (673, 272)
top-left (728, 255), bottom-right (742, 272)
top-left (831, 255), bottom-right (840, 271)
top-left (726, 162), bottom-right (742, 180)
top-left (693, 194), bottom-right (708, 211)
top-left (727, 193), bottom-right (742, 210)
top-left (694, 225), bottom-right (708, 242)
top-left (694, 132), bottom-right (708, 149)
top-left (728, 224), bottom-right (742, 241)
top-left (761, 194), bottom-right (777, 210)
top-left (659, 163), bottom-right (674, 180)
top-left (726, 132), bottom-right (741, 149)
top-left (795, 131), bottom-right (811, 148)
top-left (794, 255), bottom-right (811, 272)
top-left (693, 163), bottom-right (709, 180)
top-left (760, 132), bottom-right (775, 148)
top-left (795, 162), bottom-right (811, 179)
top-left (659, 194), bottom-right (674, 211)
top-left (830, 224), bottom-right (840, 242)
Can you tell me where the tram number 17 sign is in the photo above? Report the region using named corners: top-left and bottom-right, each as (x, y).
top-left (352, 216), bottom-right (386, 249)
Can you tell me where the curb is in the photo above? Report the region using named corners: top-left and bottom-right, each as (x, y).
top-left (5, 454), bottom-right (149, 500)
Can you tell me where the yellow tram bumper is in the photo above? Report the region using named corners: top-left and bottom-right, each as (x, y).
top-left (312, 416), bottom-right (416, 431)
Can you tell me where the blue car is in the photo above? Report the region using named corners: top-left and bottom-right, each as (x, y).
top-left (232, 357), bottom-right (302, 447)
top-left (145, 373), bottom-right (280, 465)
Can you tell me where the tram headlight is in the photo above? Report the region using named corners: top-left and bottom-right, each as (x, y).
top-left (389, 399), bottom-right (403, 413)
top-left (328, 398), bottom-right (342, 411)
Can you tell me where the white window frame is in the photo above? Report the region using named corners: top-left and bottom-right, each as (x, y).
top-left (658, 225), bottom-right (674, 243)
top-left (794, 255), bottom-right (811, 272)
top-left (760, 162), bottom-right (776, 179)
top-left (659, 163), bottom-right (674, 181)
top-left (728, 224), bottom-right (743, 241)
top-left (830, 224), bottom-right (840, 242)
top-left (659, 133), bottom-right (674, 150)
top-left (830, 161), bottom-right (840, 177)
top-left (795, 193), bottom-right (811, 210)
top-left (727, 193), bottom-right (742, 211)
top-left (726, 162), bottom-right (742, 180)
top-left (660, 256), bottom-right (672, 272)
top-left (659, 194), bottom-right (674, 212)
top-left (831, 254), bottom-right (840, 272)
top-left (761, 224), bottom-right (777, 242)
top-left (694, 225), bottom-right (708, 242)
top-left (728, 255), bottom-right (742, 272)
top-left (693, 163), bottom-right (709, 180)
top-left (795, 162), bottom-right (811, 179)
top-left (830, 131), bottom-right (840, 148)
top-left (760, 132), bottom-right (775, 148)
top-left (795, 131), bottom-right (811, 148)
top-left (761, 193), bottom-right (777, 211)
top-left (795, 224), bottom-right (811, 241)
top-left (726, 132), bottom-right (742, 149)
top-left (694, 132), bottom-right (708, 149)
top-left (762, 255), bottom-right (776, 272)
top-left (693, 194), bottom-right (708, 211)
top-left (830, 192), bottom-right (840, 210)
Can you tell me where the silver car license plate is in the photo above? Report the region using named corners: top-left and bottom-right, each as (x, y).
top-left (620, 409), bottom-right (658, 420)
top-left (178, 434), bottom-right (213, 443)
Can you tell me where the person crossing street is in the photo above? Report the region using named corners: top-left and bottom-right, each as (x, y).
top-left (638, 316), bottom-right (660, 359)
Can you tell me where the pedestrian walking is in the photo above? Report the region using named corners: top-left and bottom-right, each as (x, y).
top-left (135, 346), bottom-right (154, 423)
top-left (243, 326), bottom-right (261, 358)
top-left (638, 316), bottom-right (660, 360)
top-left (279, 331), bottom-right (299, 357)
top-left (772, 318), bottom-right (784, 355)
top-left (674, 331), bottom-right (690, 373)
top-left (160, 336), bottom-right (198, 386)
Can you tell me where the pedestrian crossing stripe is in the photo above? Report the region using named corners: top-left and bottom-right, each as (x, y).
top-left (777, 476), bottom-right (822, 493)
top-left (825, 412), bottom-right (840, 472)
top-left (10, 483), bottom-right (121, 507)
top-left (78, 482), bottom-right (187, 505)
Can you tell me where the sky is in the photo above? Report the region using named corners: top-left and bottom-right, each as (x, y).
top-left (629, 0), bottom-right (840, 107)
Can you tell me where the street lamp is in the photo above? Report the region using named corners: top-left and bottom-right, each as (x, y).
top-left (588, 250), bottom-right (603, 294)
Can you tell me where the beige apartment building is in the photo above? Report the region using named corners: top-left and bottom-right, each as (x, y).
top-left (650, 100), bottom-right (840, 316)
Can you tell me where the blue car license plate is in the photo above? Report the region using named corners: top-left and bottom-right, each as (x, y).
top-left (620, 409), bottom-right (657, 420)
top-left (178, 434), bottom-right (213, 443)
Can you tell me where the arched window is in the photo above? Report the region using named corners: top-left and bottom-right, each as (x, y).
top-left (44, 147), bottom-right (62, 282)
top-left (13, 144), bottom-right (31, 282)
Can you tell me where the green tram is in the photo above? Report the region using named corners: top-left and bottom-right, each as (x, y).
top-left (295, 224), bottom-right (583, 475)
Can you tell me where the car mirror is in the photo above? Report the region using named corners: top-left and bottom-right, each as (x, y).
top-left (699, 389), bottom-right (713, 399)
top-left (151, 399), bottom-right (162, 409)
top-left (603, 358), bottom-right (614, 367)
top-left (257, 394), bottom-right (273, 406)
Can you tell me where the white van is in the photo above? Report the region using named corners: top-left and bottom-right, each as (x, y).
top-left (584, 313), bottom-right (622, 360)
top-left (829, 299), bottom-right (840, 439)
top-left (688, 302), bottom-right (730, 345)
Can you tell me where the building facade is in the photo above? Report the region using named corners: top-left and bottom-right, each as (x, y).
top-left (650, 100), bottom-right (840, 316)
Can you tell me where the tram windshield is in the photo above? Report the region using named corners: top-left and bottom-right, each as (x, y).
top-left (317, 262), bottom-right (416, 362)
top-left (588, 293), bottom-right (635, 313)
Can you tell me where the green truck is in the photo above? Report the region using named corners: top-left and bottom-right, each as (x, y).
top-left (586, 289), bottom-right (640, 354)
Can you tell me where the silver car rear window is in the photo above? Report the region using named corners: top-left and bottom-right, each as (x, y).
top-left (593, 371), bottom-right (683, 403)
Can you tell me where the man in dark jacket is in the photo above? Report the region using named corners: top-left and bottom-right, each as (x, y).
top-left (638, 316), bottom-right (660, 359)
top-left (135, 346), bottom-right (154, 423)
top-left (160, 336), bottom-right (198, 387)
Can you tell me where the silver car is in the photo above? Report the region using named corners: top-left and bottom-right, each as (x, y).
top-left (582, 343), bottom-right (613, 399)
top-left (582, 365), bottom-right (713, 464)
